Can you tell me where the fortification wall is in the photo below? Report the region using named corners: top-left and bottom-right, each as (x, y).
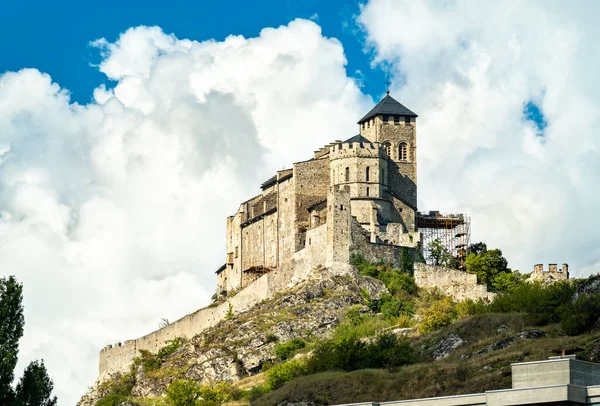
top-left (293, 157), bottom-right (329, 235)
top-left (529, 263), bottom-right (569, 283)
top-left (240, 211), bottom-right (277, 273)
top-left (277, 177), bottom-right (296, 268)
top-left (414, 263), bottom-right (495, 302)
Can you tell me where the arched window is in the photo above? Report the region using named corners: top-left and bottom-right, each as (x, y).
top-left (383, 142), bottom-right (391, 158)
top-left (399, 142), bottom-right (408, 161)
top-left (365, 167), bottom-right (370, 182)
top-left (345, 167), bottom-right (350, 182)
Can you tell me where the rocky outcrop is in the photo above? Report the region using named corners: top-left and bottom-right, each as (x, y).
top-left (430, 333), bottom-right (465, 360)
top-left (78, 266), bottom-right (387, 406)
top-left (573, 274), bottom-right (600, 301)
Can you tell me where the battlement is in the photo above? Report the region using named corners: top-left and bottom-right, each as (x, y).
top-left (531, 263), bottom-right (569, 282)
top-left (329, 141), bottom-right (384, 160)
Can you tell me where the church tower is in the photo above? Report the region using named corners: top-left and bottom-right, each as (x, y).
top-left (357, 93), bottom-right (418, 232)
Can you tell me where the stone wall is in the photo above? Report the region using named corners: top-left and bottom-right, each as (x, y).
top-left (293, 157), bottom-right (329, 237)
top-left (414, 263), bottom-right (495, 302)
top-left (529, 263), bottom-right (569, 283)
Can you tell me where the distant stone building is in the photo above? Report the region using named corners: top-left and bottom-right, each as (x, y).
top-left (217, 93), bottom-right (421, 296)
top-left (529, 263), bottom-right (569, 283)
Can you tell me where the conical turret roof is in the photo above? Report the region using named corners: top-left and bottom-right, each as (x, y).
top-left (358, 94), bottom-right (417, 124)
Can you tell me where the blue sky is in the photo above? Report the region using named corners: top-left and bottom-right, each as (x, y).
top-left (3, 1), bottom-right (600, 404)
top-left (1, 0), bottom-right (388, 104)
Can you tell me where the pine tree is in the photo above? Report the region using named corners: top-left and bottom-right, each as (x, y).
top-left (0, 275), bottom-right (24, 404)
top-left (15, 360), bottom-right (57, 406)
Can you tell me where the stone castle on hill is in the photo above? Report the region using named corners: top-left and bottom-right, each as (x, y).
top-left (94, 93), bottom-right (567, 381)
top-left (216, 93), bottom-right (421, 296)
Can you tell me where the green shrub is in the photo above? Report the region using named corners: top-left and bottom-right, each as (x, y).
top-left (456, 298), bottom-right (489, 318)
top-left (165, 379), bottom-right (201, 406)
top-left (380, 295), bottom-right (414, 320)
top-left (134, 338), bottom-right (185, 373)
top-left (243, 385), bottom-right (269, 401)
top-left (560, 294), bottom-right (600, 335)
top-left (197, 382), bottom-right (233, 405)
top-left (306, 333), bottom-right (414, 373)
top-left (345, 305), bottom-right (364, 326)
top-left (489, 281), bottom-right (574, 325)
top-left (419, 298), bottom-right (458, 333)
top-left (225, 303), bottom-right (234, 320)
top-left (266, 359), bottom-right (307, 390)
top-left (275, 338), bottom-right (306, 361)
top-left (264, 333), bottom-right (278, 343)
top-left (96, 371), bottom-right (136, 406)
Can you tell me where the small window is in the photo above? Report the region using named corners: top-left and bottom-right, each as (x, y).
top-left (405, 116), bottom-right (410, 125)
top-left (366, 187), bottom-right (370, 197)
top-left (384, 143), bottom-right (391, 157)
top-left (394, 116), bottom-right (400, 124)
top-left (399, 142), bottom-right (408, 161)
top-left (366, 167), bottom-right (370, 182)
top-left (345, 167), bottom-right (350, 182)
top-left (383, 115), bottom-right (389, 124)
top-left (235, 247), bottom-right (239, 258)
top-left (340, 204), bottom-right (344, 210)
top-left (367, 121), bottom-right (370, 128)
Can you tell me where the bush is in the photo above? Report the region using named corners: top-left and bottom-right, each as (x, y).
top-left (489, 281), bottom-right (574, 325)
top-left (264, 333), bottom-right (278, 343)
top-left (380, 296), bottom-right (414, 320)
top-left (243, 385), bottom-right (269, 401)
top-left (560, 294), bottom-right (600, 335)
top-left (197, 382), bottom-right (233, 405)
top-left (456, 298), bottom-right (489, 318)
top-left (275, 338), bottom-right (306, 361)
top-left (134, 338), bottom-right (185, 373)
top-left (419, 298), bottom-right (457, 333)
top-left (96, 371), bottom-right (136, 406)
top-left (165, 379), bottom-right (201, 406)
top-left (266, 360), bottom-right (307, 390)
top-left (306, 333), bottom-right (414, 373)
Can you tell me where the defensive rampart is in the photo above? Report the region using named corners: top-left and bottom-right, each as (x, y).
top-left (414, 263), bottom-right (496, 302)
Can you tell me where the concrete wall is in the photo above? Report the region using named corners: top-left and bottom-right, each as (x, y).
top-left (414, 263), bottom-right (495, 302)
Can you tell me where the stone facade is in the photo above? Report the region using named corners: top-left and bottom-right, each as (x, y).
top-left (97, 94), bottom-right (427, 379)
top-left (218, 94), bottom-right (421, 296)
top-left (414, 263), bottom-right (496, 302)
top-left (529, 263), bottom-right (569, 283)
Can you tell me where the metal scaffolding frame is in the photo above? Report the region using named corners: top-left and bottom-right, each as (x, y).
top-left (417, 211), bottom-right (471, 269)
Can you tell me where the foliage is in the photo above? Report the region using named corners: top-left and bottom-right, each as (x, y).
top-left (134, 338), bottom-right (185, 373)
top-left (275, 338), bottom-right (306, 361)
top-left (560, 293), bottom-right (600, 335)
top-left (489, 281), bottom-right (575, 325)
top-left (0, 276), bottom-right (58, 406)
top-left (351, 253), bottom-right (418, 297)
top-left (197, 382), bottom-right (234, 406)
top-left (266, 359), bottom-right (308, 390)
top-left (464, 242), bottom-right (525, 292)
top-left (380, 296), bottom-right (414, 321)
top-left (419, 298), bottom-right (458, 333)
top-left (400, 246), bottom-right (415, 274)
top-left (306, 332), bottom-right (414, 373)
top-left (428, 239), bottom-right (458, 269)
top-left (97, 371), bottom-right (136, 406)
top-left (264, 333), bottom-right (278, 343)
top-left (14, 360), bottom-right (57, 406)
top-left (225, 303), bottom-right (234, 320)
top-left (456, 298), bottom-right (490, 318)
top-left (165, 379), bottom-right (201, 406)
top-left (0, 275), bottom-right (24, 404)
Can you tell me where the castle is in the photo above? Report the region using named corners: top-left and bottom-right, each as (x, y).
top-left (216, 92), bottom-right (421, 296)
top-left (94, 93), bottom-right (562, 381)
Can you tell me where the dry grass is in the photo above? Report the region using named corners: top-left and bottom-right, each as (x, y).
top-left (253, 313), bottom-right (600, 406)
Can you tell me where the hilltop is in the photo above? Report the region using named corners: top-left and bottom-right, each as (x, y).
top-left (79, 259), bottom-right (600, 406)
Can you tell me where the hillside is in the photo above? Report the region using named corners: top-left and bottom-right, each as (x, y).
top-left (79, 263), bottom-right (600, 406)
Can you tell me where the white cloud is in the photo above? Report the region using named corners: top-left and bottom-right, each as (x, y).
top-left (0, 20), bottom-right (367, 404)
top-left (358, 0), bottom-right (600, 276)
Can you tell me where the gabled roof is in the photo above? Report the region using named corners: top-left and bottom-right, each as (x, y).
top-left (343, 134), bottom-right (371, 143)
top-left (358, 94), bottom-right (418, 124)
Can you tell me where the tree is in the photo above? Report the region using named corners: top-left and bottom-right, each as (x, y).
top-left (14, 360), bottom-right (57, 406)
top-left (428, 239), bottom-right (458, 269)
top-left (0, 276), bottom-right (57, 406)
top-left (0, 276), bottom-right (24, 404)
top-left (464, 243), bottom-right (520, 292)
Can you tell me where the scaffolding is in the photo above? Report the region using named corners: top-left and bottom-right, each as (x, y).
top-left (417, 211), bottom-right (471, 269)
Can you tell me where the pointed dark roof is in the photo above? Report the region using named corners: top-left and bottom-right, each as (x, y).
top-left (358, 94), bottom-right (417, 124)
top-left (343, 134), bottom-right (371, 143)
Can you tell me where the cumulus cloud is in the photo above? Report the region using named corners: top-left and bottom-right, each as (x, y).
top-left (358, 0), bottom-right (600, 276)
top-left (0, 20), bottom-right (367, 404)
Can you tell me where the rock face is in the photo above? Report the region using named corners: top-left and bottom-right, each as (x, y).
top-left (78, 266), bottom-right (387, 405)
top-left (573, 275), bottom-right (600, 301)
top-left (430, 334), bottom-right (465, 360)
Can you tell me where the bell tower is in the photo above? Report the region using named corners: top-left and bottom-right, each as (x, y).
top-left (357, 92), bottom-right (418, 232)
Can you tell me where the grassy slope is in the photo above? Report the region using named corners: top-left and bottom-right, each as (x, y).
top-left (254, 313), bottom-right (600, 405)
